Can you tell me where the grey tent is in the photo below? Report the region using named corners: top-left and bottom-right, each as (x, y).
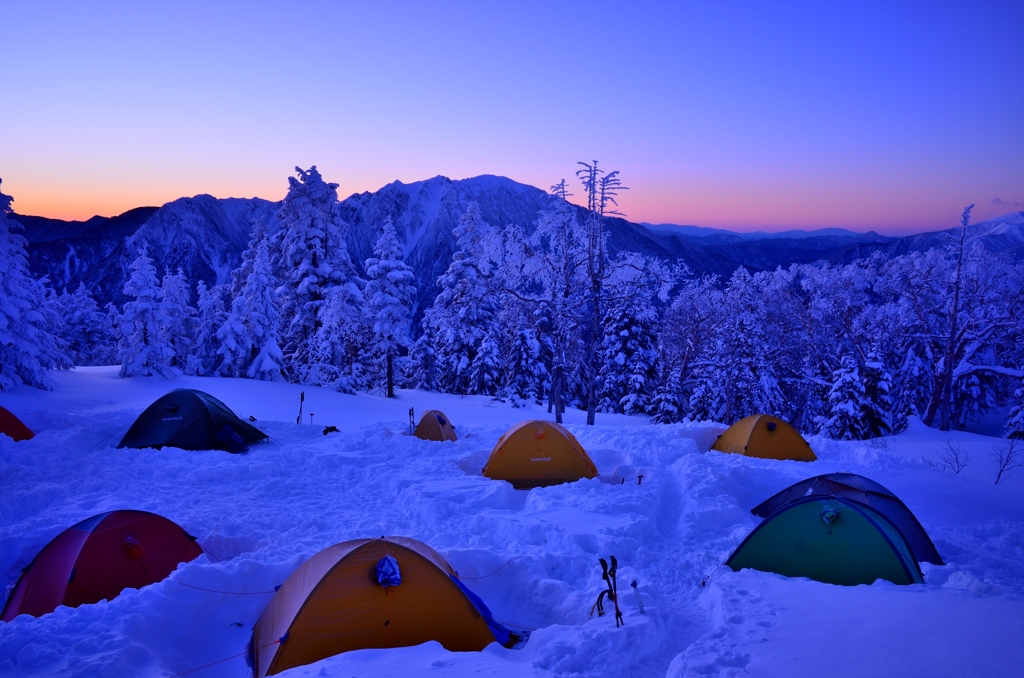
top-left (118, 389), bottom-right (267, 453)
top-left (750, 472), bottom-right (942, 565)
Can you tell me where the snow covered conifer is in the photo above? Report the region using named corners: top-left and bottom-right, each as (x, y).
top-left (274, 166), bottom-right (347, 379)
top-left (650, 364), bottom-right (685, 424)
top-left (688, 355), bottom-right (727, 423)
top-left (214, 298), bottom-right (252, 376)
top-left (118, 246), bottom-right (177, 379)
top-left (861, 350), bottom-right (893, 438)
top-left (1005, 378), bottom-right (1024, 440)
top-left (500, 324), bottom-right (541, 406)
top-left (185, 281), bottom-right (226, 376)
top-left (240, 235), bottom-right (285, 381)
top-left (364, 217), bottom-right (416, 397)
top-left (599, 298), bottom-right (659, 415)
top-left (890, 348), bottom-right (928, 430)
top-left (423, 202), bottom-right (498, 394)
top-left (160, 268), bottom-right (196, 370)
top-left (821, 354), bottom-right (866, 440)
top-left (57, 283), bottom-right (117, 366)
top-left (0, 180), bottom-right (67, 390)
top-left (533, 302), bottom-right (556, 403)
top-left (469, 332), bottom-right (502, 396)
top-left (410, 328), bottom-right (441, 391)
top-left (230, 219), bottom-right (267, 298)
top-left (317, 283), bottom-right (369, 393)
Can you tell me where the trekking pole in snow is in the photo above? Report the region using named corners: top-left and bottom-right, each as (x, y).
top-left (309, 413), bottom-right (314, 425)
top-left (630, 580), bottom-right (645, 614)
top-left (609, 556), bottom-right (623, 627)
top-left (297, 391), bottom-right (305, 424)
top-left (409, 407), bottom-right (415, 436)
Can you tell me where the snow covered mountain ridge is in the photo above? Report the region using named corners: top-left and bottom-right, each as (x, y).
top-left (11, 174), bottom-right (1024, 312)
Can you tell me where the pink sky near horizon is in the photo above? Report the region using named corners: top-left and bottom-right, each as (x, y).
top-left (2, 2), bottom-right (1022, 235)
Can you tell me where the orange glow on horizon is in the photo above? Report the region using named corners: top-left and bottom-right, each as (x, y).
top-left (6, 175), bottom-right (1012, 237)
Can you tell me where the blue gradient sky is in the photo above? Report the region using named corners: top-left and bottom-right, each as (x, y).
top-left (2, 1), bottom-right (1022, 233)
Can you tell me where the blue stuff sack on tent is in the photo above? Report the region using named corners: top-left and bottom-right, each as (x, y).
top-left (376, 555), bottom-right (402, 587)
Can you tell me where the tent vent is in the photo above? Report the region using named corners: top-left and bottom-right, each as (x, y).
top-left (821, 505), bottom-right (839, 534)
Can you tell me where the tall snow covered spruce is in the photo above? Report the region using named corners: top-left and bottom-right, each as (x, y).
top-left (821, 354), bottom-right (868, 440)
top-left (186, 281), bottom-right (226, 376)
top-left (422, 202), bottom-right (498, 394)
top-left (159, 268), bottom-right (197, 371)
top-left (240, 231), bottom-right (285, 381)
top-left (117, 246), bottom-right (178, 379)
top-left (364, 217), bottom-right (416, 398)
top-left (1005, 379), bottom-right (1024, 440)
top-left (274, 166), bottom-right (364, 388)
top-left (0, 180), bottom-right (68, 390)
top-left (599, 298), bottom-right (659, 416)
top-left (57, 283), bottom-right (117, 367)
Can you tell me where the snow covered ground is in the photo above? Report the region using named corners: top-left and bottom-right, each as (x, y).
top-left (1, 368), bottom-right (1022, 677)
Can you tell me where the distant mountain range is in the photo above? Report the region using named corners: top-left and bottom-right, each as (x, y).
top-left (11, 175), bottom-right (1024, 319)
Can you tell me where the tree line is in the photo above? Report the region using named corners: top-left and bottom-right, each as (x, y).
top-left (2, 172), bottom-right (1023, 439)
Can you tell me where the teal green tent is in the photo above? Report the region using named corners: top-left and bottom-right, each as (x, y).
top-left (726, 496), bottom-right (924, 586)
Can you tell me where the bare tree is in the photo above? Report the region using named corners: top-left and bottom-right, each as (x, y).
top-left (937, 439), bottom-right (970, 475)
top-left (938, 205), bottom-right (973, 431)
top-left (990, 439), bottom-right (1022, 485)
top-left (576, 161), bottom-right (627, 426)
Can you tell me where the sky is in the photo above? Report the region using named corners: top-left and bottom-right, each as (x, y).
top-left (1, 1), bottom-right (1022, 234)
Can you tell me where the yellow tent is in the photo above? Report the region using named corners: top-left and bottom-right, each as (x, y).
top-left (711, 414), bottom-right (816, 461)
top-left (482, 420), bottom-right (598, 489)
top-left (414, 410), bottom-right (458, 442)
top-left (251, 537), bottom-right (503, 677)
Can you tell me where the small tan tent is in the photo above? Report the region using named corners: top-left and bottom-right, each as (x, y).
top-left (250, 537), bottom-right (509, 677)
top-left (482, 420), bottom-right (598, 489)
top-left (711, 414), bottom-right (816, 461)
top-left (414, 410), bottom-right (458, 442)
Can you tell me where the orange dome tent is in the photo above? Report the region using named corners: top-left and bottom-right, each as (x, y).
top-left (1, 510), bottom-right (203, 621)
top-left (414, 409), bottom-right (458, 442)
top-left (711, 414), bottom-right (816, 461)
top-left (0, 405), bottom-right (34, 442)
top-left (482, 420), bottom-right (597, 489)
top-left (250, 537), bottom-right (514, 677)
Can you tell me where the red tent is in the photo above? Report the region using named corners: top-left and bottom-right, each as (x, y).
top-left (1, 510), bottom-right (203, 621)
top-left (0, 405), bottom-right (34, 442)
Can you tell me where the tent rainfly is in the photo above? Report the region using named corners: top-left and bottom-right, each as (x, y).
top-left (414, 410), bottom-right (458, 442)
top-left (117, 389), bottom-right (267, 453)
top-left (0, 405), bottom-right (34, 442)
top-left (1, 510), bottom-right (203, 621)
top-left (751, 472), bottom-right (942, 565)
top-left (250, 536), bottom-right (515, 677)
top-left (712, 414), bottom-right (816, 461)
top-left (727, 496), bottom-right (924, 586)
top-left (482, 420), bottom-right (597, 489)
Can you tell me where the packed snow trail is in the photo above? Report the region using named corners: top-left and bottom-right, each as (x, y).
top-left (1, 369), bottom-right (1023, 677)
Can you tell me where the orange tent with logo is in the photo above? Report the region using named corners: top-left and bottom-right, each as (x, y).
top-left (0, 405), bottom-right (34, 442)
top-left (482, 420), bottom-right (597, 489)
top-left (250, 536), bottom-right (514, 677)
top-left (711, 414), bottom-right (816, 461)
top-left (414, 410), bottom-right (458, 442)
